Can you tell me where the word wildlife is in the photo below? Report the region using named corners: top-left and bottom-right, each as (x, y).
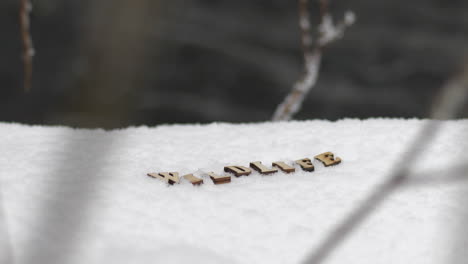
top-left (147, 152), bottom-right (342, 186)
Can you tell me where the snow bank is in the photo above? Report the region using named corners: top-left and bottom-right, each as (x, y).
top-left (0, 119), bottom-right (468, 264)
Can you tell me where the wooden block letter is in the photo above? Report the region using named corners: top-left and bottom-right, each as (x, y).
top-left (250, 161), bottom-right (278, 175)
top-left (183, 174), bottom-right (204, 186)
top-left (147, 172), bottom-right (180, 185)
top-left (208, 172), bottom-right (231, 185)
top-left (224, 166), bottom-right (252, 177)
top-left (295, 158), bottom-right (315, 172)
top-left (272, 161), bottom-right (295, 173)
top-left (315, 152), bottom-right (342, 167)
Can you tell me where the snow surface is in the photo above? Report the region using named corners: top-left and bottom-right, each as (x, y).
top-left (1, 119), bottom-right (468, 264)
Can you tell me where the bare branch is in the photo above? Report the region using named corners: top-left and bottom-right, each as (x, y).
top-left (405, 163), bottom-right (468, 186)
top-left (19, 0), bottom-right (34, 92)
top-left (300, 63), bottom-right (468, 264)
top-left (300, 121), bottom-right (440, 264)
top-left (431, 64), bottom-right (468, 119)
top-left (272, 0), bottom-right (354, 121)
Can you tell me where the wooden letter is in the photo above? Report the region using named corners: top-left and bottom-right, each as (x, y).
top-left (208, 172), bottom-right (231, 185)
top-left (183, 174), bottom-right (204, 186)
top-left (147, 172), bottom-right (180, 185)
top-left (315, 152), bottom-right (342, 167)
top-left (295, 158), bottom-right (315, 172)
top-left (272, 161), bottom-right (295, 173)
top-left (224, 166), bottom-right (252, 177)
top-left (250, 161), bottom-right (278, 175)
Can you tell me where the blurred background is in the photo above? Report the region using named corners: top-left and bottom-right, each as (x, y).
top-left (1, 0), bottom-right (467, 128)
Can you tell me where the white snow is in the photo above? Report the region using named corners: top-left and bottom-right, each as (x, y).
top-left (344, 11), bottom-right (356, 26)
top-left (1, 119), bottom-right (468, 264)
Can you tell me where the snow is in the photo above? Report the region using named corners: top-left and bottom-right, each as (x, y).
top-left (344, 11), bottom-right (356, 26)
top-left (0, 119), bottom-right (467, 264)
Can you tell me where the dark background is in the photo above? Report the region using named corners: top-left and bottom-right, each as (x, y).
top-left (1, 0), bottom-right (467, 128)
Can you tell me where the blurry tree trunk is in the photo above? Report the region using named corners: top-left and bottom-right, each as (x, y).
top-left (431, 62), bottom-right (468, 119)
top-left (301, 62), bottom-right (468, 264)
top-left (61, 0), bottom-right (158, 128)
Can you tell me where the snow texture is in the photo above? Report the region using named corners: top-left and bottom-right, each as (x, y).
top-left (1, 119), bottom-right (468, 264)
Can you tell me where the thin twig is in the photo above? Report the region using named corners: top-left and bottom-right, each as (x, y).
top-left (19, 0), bottom-right (34, 92)
top-left (300, 64), bottom-right (468, 264)
top-left (272, 0), bottom-right (354, 121)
